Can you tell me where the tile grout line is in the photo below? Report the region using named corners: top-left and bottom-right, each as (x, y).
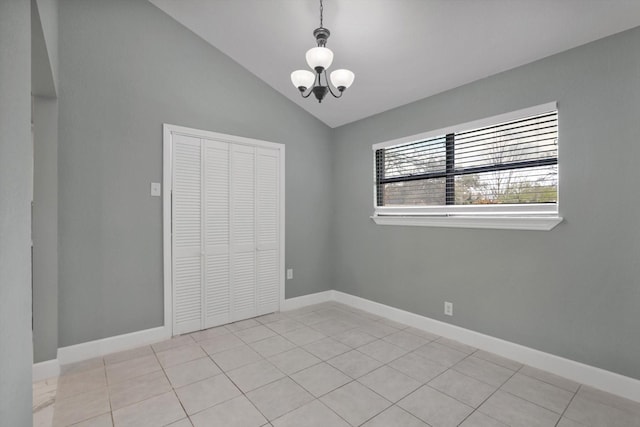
top-left (553, 384), bottom-right (582, 427)
top-left (228, 312), bottom-right (356, 427)
top-left (187, 321), bottom-right (320, 426)
top-left (333, 327), bottom-right (452, 426)
top-left (150, 344), bottom-right (193, 427)
top-left (497, 377), bottom-right (578, 419)
top-left (56, 357), bottom-right (110, 426)
top-left (449, 350), bottom-right (521, 427)
top-left (516, 367), bottom-right (581, 394)
top-left (290, 308), bottom-right (421, 425)
top-left (228, 316), bottom-right (372, 427)
top-left (50, 302), bottom-right (616, 427)
top-left (193, 312), bottom-right (570, 427)
top-left (288, 315), bottom-right (414, 426)
top-left (175, 334), bottom-right (239, 425)
top-left (105, 353), bottom-right (114, 427)
top-left (212, 310), bottom-right (396, 426)
top-left (53, 306), bottom-right (331, 426)
top-left (410, 340), bottom-right (583, 420)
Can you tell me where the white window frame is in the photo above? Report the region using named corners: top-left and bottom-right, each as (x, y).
top-left (371, 102), bottom-right (562, 231)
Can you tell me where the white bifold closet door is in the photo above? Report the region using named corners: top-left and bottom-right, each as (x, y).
top-left (172, 134), bottom-right (281, 335)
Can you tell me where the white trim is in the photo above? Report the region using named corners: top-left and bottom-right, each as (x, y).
top-left (57, 326), bottom-right (170, 365)
top-left (281, 291), bottom-right (334, 311)
top-left (279, 147), bottom-right (286, 313)
top-left (166, 124), bottom-right (284, 150)
top-left (33, 359), bottom-right (60, 382)
top-left (372, 102), bottom-right (557, 150)
top-left (375, 204), bottom-right (557, 216)
top-left (371, 215), bottom-right (563, 230)
top-left (162, 125), bottom-right (173, 338)
top-left (163, 124), bottom-right (286, 336)
top-left (332, 291), bottom-right (640, 403)
top-left (32, 289), bottom-right (640, 402)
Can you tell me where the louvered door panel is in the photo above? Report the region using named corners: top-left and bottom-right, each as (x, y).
top-left (205, 254), bottom-right (229, 327)
top-left (203, 140), bottom-right (230, 328)
top-left (257, 250), bottom-right (278, 315)
top-left (232, 147), bottom-right (256, 249)
top-left (172, 134), bottom-right (202, 335)
top-left (256, 148), bottom-right (280, 315)
top-left (230, 144), bottom-right (256, 321)
top-left (174, 258), bottom-right (201, 327)
top-left (232, 252), bottom-right (256, 320)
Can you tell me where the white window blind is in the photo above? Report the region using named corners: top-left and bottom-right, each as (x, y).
top-left (372, 103), bottom-right (562, 230)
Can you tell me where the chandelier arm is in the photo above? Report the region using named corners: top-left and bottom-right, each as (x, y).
top-left (323, 70), bottom-right (344, 99)
top-left (299, 70), bottom-right (323, 99)
top-left (300, 87), bottom-right (314, 98)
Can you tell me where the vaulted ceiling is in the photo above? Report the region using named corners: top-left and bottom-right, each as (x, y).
top-left (149, 0), bottom-right (640, 128)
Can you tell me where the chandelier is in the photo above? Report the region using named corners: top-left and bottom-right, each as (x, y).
top-left (290, 0), bottom-right (355, 103)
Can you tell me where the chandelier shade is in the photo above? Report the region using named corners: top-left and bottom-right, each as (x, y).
top-left (305, 47), bottom-right (334, 71)
top-left (291, 0), bottom-right (354, 103)
top-left (329, 69), bottom-right (355, 90)
top-left (291, 70), bottom-right (315, 90)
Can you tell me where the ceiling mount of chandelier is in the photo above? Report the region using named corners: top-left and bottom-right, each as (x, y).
top-left (291, 0), bottom-right (355, 103)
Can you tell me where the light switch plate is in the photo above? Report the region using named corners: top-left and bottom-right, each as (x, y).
top-left (151, 182), bottom-right (161, 197)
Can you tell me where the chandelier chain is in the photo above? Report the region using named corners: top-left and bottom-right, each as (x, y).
top-left (320, 0), bottom-right (324, 28)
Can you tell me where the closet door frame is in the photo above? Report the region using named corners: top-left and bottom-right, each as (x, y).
top-left (162, 124), bottom-right (285, 337)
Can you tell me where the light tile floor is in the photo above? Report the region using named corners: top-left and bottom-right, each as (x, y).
top-left (33, 377), bottom-right (57, 427)
top-left (37, 302), bottom-right (640, 426)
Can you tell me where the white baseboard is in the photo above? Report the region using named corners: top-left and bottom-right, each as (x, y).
top-left (32, 290), bottom-right (640, 403)
top-left (33, 359), bottom-right (60, 382)
top-left (57, 326), bottom-right (171, 366)
top-left (281, 290), bottom-right (333, 311)
top-left (332, 291), bottom-right (640, 403)
top-left (32, 293), bottom-right (331, 378)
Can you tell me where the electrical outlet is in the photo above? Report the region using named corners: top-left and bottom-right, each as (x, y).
top-left (286, 268), bottom-right (293, 280)
top-left (444, 301), bottom-right (453, 316)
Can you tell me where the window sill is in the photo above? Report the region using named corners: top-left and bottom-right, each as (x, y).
top-left (370, 215), bottom-right (563, 231)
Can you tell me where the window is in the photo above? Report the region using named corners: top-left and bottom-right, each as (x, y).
top-left (372, 103), bottom-right (562, 230)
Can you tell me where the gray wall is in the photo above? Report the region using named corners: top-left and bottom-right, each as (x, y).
top-left (0, 0), bottom-right (34, 424)
top-left (35, 0), bottom-right (58, 90)
top-left (33, 96), bottom-right (59, 363)
top-left (58, 0), bottom-right (333, 347)
top-left (331, 27), bottom-right (640, 379)
top-left (32, 0), bottom-right (60, 364)
top-left (31, 0), bottom-right (57, 98)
